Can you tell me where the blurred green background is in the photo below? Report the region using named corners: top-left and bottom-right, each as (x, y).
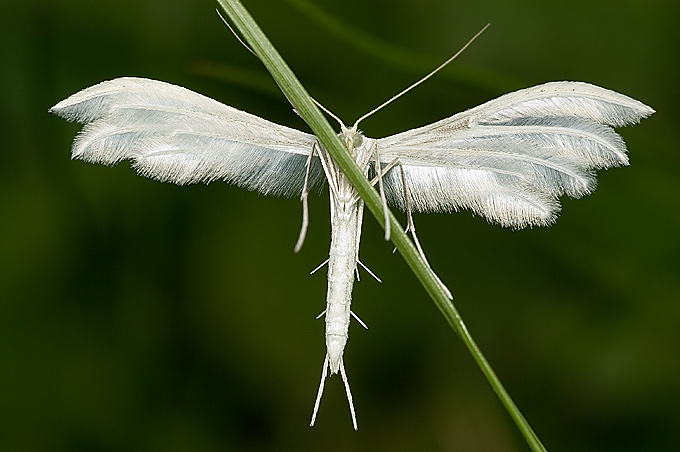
top-left (1, 0), bottom-right (677, 450)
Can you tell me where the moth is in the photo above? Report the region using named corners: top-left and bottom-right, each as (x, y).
top-left (50, 53), bottom-right (653, 429)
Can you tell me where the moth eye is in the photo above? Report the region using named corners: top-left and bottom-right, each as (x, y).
top-left (352, 134), bottom-right (363, 148)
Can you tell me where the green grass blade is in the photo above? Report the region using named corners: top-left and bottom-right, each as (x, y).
top-left (216, 1), bottom-right (547, 450)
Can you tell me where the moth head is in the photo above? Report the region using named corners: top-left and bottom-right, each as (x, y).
top-left (339, 124), bottom-right (364, 153)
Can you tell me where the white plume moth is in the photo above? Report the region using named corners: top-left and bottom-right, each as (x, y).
top-left (49, 24), bottom-right (654, 430)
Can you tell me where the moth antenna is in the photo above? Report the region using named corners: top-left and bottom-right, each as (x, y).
top-left (216, 9), bottom-right (258, 57)
top-left (312, 97), bottom-right (347, 130)
top-left (352, 23), bottom-right (491, 128)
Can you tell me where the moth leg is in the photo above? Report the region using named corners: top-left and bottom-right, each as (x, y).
top-left (396, 161), bottom-right (427, 261)
top-left (357, 259), bottom-right (382, 283)
top-left (317, 145), bottom-right (340, 201)
top-left (370, 157), bottom-right (401, 182)
top-left (371, 143), bottom-right (391, 241)
top-left (354, 202), bottom-right (365, 281)
top-left (369, 157), bottom-right (412, 243)
top-left (315, 309), bottom-right (326, 320)
top-left (294, 144), bottom-right (318, 253)
top-left (369, 156), bottom-right (410, 243)
top-left (350, 310), bottom-right (369, 330)
top-left (339, 358), bottom-right (358, 430)
top-left (310, 354), bottom-right (330, 427)
top-left (377, 159), bottom-right (426, 260)
top-left (374, 159), bottom-right (453, 300)
top-left (310, 258), bottom-right (329, 275)
top-left (349, 142), bottom-right (390, 240)
top-left (394, 162), bottom-right (453, 300)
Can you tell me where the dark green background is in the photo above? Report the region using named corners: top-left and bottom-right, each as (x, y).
top-left (1, 0), bottom-right (677, 451)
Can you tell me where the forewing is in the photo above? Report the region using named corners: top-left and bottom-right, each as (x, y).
top-left (377, 81), bottom-right (654, 227)
top-left (50, 77), bottom-right (324, 196)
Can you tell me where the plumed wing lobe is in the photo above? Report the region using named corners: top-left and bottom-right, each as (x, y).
top-left (50, 77), bottom-right (323, 196)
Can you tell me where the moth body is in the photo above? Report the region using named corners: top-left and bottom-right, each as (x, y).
top-left (324, 199), bottom-right (360, 373)
top-left (310, 126), bottom-right (374, 429)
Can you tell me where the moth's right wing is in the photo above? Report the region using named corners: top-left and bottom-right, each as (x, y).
top-left (376, 82), bottom-right (654, 228)
top-left (50, 77), bottom-right (324, 196)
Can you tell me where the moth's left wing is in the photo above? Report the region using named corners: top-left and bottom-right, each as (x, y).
top-left (50, 77), bottom-right (324, 196)
top-left (377, 82), bottom-right (654, 228)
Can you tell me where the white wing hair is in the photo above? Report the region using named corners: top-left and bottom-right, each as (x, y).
top-left (377, 81), bottom-right (655, 228)
top-left (49, 77), bottom-right (324, 196)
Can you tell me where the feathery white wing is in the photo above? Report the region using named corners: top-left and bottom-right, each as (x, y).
top-left (49, 77), bottom-right (324, 196)
top-left (377, 81), bottom-right (655, 228)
